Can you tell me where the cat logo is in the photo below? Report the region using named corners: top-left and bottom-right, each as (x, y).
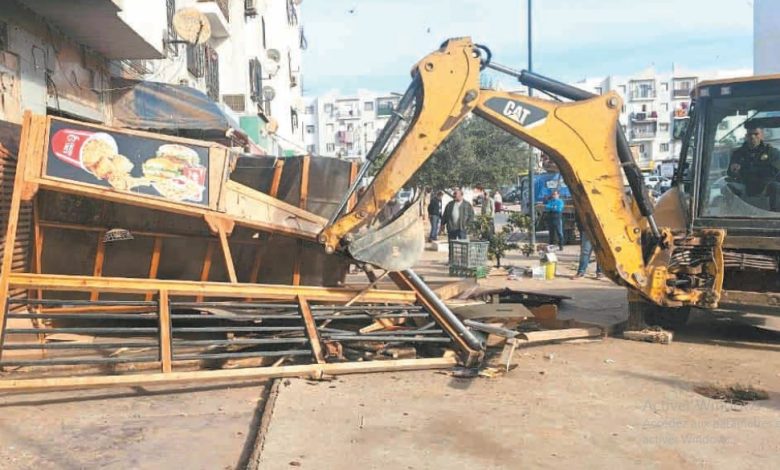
top-left (502, 101), bottom-right (532, 125)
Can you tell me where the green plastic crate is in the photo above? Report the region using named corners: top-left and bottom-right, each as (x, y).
top-left (449, 265), bottom-right (489, 279)
top-left (448, 240), bottom-right (489, 269)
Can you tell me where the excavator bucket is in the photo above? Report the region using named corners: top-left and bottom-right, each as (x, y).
top-left (347, 199), bottom-right (426, 271)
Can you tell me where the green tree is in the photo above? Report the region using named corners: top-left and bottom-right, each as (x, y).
top-left (409, 116), bottom-right (530, 190)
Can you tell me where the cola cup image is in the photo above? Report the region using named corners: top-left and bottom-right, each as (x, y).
top-left (51, 129), bottom-right (119, 177)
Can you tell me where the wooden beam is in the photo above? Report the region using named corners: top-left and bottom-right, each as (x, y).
top-left (145, 237), bottom-right (163, 301)
top-left (292, 241), bottom-right (302, 286)
top-left (158, 290), bottom-right (173, 373)
top-left (196, 242), bottom-right (216, 302)
top-left (32, 198), bottom-right (44, 303)
top-left (299, 155), bottom-right (310, 211)
top-left (0, 112), bottom-right (35, 360)
top-left (0, 357), bottom-right (458, 392)
top-left (269, 159), bottom-right (284, 197)
top-left (89, 231), bottom-right (106, 301)
top-left (297, 296), bottom-right (325, 364)
top-left (8, 273), bottom-right (418, 303)
top-left (347, 161), bottom-right (359, 211)
top-left (218, 226), bottom-right (238, 284)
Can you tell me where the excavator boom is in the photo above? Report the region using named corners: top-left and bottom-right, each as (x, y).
top-left (320, 38), bottom-right (725, 309)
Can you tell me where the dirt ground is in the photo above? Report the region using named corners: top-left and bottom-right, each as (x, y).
top-left (0, 239), bottom-right (778, 469)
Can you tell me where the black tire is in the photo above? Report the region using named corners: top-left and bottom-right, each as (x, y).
top-left (627, 299), bottom-right (691, 330)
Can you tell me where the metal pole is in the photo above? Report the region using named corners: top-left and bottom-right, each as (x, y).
top-left (527, 0), bottom-right (536, 245)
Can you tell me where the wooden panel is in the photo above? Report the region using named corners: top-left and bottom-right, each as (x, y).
top-left (269, 160), bottom-right (284, 197)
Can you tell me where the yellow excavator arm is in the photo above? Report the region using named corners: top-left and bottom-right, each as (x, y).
top-left (320, 38), bottom-right (724, 309)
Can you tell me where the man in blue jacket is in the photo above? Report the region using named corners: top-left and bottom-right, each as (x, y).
top-left (545, 190), bottom-right (564, 250)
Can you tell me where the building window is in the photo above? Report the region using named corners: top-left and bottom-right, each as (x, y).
top-left (204, 45), bottom-right (219, 101)
top-left (306, 125), bottom-right (315, 134)
top-left (364, 101), bottom-right (374, 112)
top-left (347, 142), bottom-right (354, 151)
top-left (306, 145), bottom-right (316, 154)
top-left (286, 0), bottom-right (299, 25)
top-left (660, 143), bottom-right (669, 152)
top-left (639, 144), bottom-right (645, 153)
top-left (324, 104), bottom-right (333, 114)
top-left (326, 123), bottom-right (334, 134)
top-left (661, 82), bottom-right (669, 92)
top-left (187, 44), bottom-right (205, 77)
top-left (660, 123), bottom-right (669, 132)
top-left (377, 98), bottom-right (396, 117)
top-left (661, 103), bottom-right (669, 112)
top-left (326, 143), bottom-right (335, 152)
top-left (347, 123), bottom-right (353, 131)
top-left (305, 105), bottom-right (315, 115)
top-left (166, 0), bottom-right (177, 56)
top-left (291, 108), bottom-right (299, 131)
top-left (249, 58), bottom-right (262, 102)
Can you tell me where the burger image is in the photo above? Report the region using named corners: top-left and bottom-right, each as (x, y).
top-left (143, 144), bottom-right (206, 202)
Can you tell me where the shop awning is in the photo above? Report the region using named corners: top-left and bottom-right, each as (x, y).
top-left (110, 78), bottom-right (241, 139)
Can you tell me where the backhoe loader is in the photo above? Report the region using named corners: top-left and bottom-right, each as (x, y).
top-left (319, 38), bottom-right (780, 330)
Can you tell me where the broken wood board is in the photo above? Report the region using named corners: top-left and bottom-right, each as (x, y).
top-left (623, 328), bottom-right (673, 344)
top-left (450, 302), bottom-right (532, 320)
top-left (433, 278), bottom-right (478, 301)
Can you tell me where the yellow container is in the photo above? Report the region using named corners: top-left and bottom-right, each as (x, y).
top-left (544, 261), bottom-right (556, 280)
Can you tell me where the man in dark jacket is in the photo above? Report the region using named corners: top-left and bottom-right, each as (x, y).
top-left (427, 190), bottom-right (444, 242)
top-left (442, 189), bottom-right (475, 240)
top-left (727, 126), bottom-right (780, 211)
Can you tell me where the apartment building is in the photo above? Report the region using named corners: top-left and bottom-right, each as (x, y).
top-left (302, 90), bottom-right (401, 159)
top-left (0, 0), bottom-right (305, 155)
top-left (113, 0), bottom-right (306, 155)
top-left (573, 66), bottom-right (749, 172)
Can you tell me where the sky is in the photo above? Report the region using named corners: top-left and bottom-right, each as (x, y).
top-left (301, 0), bottom-right (754, 96)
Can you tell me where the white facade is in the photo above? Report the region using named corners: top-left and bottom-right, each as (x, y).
top-left (303, 90), bottom-right (401, 159)
top-left (754, 0), bottom-right (780, 74)
top-left (113, 0), bottom-right (306, 156)
top-left (572, 66), bottom-right (750, 171)
top-left (0, 0), bottom-right (166, 123)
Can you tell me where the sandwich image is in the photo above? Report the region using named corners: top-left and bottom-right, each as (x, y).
top-left (143, 144), bottom-right (206, 202)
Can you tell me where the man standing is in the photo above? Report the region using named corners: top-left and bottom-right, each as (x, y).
top-left (442, 189), bottom-right (475, 240)
top-left (727, 125), bottom-right (780, 211)
top-left (573, 217), bottom-right (602, 279)
top-left (494, 190), bottom-right (503, 214)
top-left (427, 190), bottom-right (444, 242)
top-left (545, 190), bottom-right (564, 250)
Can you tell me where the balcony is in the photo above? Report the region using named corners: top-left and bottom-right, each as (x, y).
top-left (631, 111), bottom-right (658, 122)
top-left (336, 109), bottom-right (361, 119)
top-left (672, 89), bottom-right (692, 99)
top-left (630, 89), bottom-right (656, 101)
top-left (630, 131), bottom-right (657, 141)
top-left (16, 0), bottom-right (166, 59)
top-left (196, 0), bottom-right (230, 38)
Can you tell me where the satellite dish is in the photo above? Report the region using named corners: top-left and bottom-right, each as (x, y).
top-left (173, 8), bottom-right (212, 45)
top-left (266, 49), bottom-right (281, 62)
top-left (265, 118), bottom-right (279, 135)
top-left (262, 86), bottom-right (276, 101)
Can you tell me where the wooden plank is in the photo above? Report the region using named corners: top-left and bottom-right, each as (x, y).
top-left (299, 155), bottom-right (310, 211)
top-left (269, 159), bottom-right (284, 197)
top-left (297, 296), bottom-right (325, 364)
top-left (433, 278), bottom-right (477, 301)
top-left (0, 112), bottom-right (33, 359)
top-left (8, 273), bottom-right (418, 303)
top-left (218, 225), bottom-right (238, 284)
top-left (249, 245), bottom-right (263, 284)
top-left (347, 161), bottom-right (359, 211)
top-left (518, 327), bottom-right (603, 344)
top-left (0, 357), bottom-right (458, 392)
top-left (144, 237), bottom-right (163, 301)
top-left (158, 290), bottom-right (173, 373)
top-left (89, 231), bottom-right (106, 301)
top-left (196, 241), bottom-right (216, 302)
top-left (32, 199), bottom-right (44, 302)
